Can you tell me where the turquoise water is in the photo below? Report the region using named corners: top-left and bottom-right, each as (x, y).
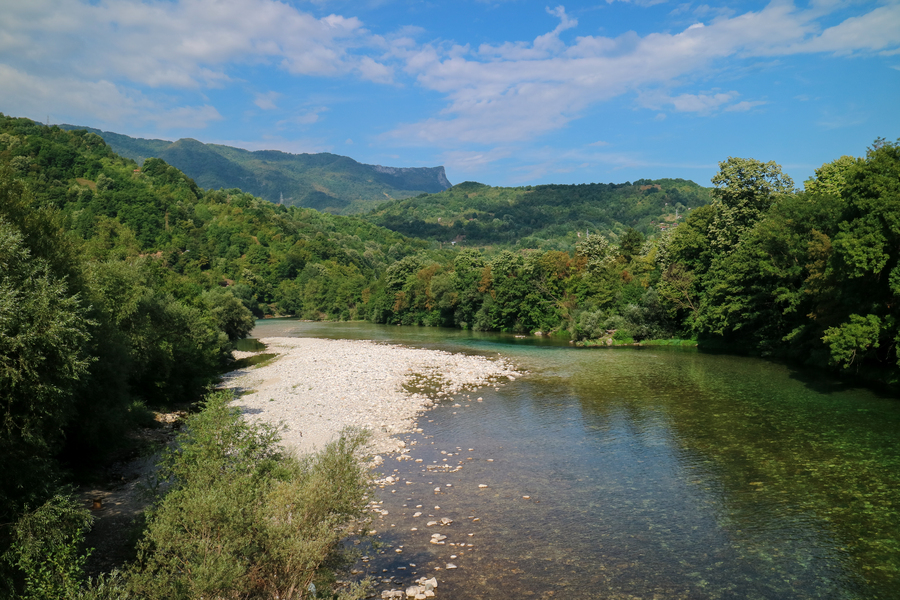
top-left (251, 320), bottom-right (900, 599)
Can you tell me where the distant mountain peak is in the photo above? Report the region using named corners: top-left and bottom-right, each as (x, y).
top-left (58, 125), bottom-right (451, 214)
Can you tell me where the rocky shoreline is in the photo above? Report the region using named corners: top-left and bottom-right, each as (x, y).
top-left (222, 336), bottom-right (530, 598)
top-left (221, 337), bottom-right (521, 457)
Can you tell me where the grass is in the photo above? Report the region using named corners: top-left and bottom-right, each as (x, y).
top-left (639, 338), bottom-right (699, 347)
top-left (231, 352), bottom-right (279, 369)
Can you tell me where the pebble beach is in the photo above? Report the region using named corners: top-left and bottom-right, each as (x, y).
top-left (221, 337), bottom-right (521, 456)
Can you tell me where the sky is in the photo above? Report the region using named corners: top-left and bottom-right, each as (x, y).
top-left (1, 0), bottom-right (898, 188)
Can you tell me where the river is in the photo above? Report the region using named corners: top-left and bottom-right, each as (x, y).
top-left (249, 320), bottom-right (900, 599)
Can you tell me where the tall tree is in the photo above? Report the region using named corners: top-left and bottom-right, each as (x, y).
top-left (707, 157), bottom-right (794, 253)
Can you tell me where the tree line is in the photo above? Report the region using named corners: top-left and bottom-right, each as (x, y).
top-left (363, 140), bottom-right (900, 382)
top-left (364, 178), bottom-right (711, 249)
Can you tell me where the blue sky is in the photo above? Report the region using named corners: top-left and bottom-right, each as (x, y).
top-left (1, 0), bottom-right (898, 188)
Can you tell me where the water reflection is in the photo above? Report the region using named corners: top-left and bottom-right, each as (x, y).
top-left (250, 320), bottom-right (899, 598)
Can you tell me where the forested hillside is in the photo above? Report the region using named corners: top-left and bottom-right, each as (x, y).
top-left (0, 114), bottom-right (426, 597)
top-left (363, 178), bottom-right (711, 249)
top-left (59, 125), bottom-right (452, 213)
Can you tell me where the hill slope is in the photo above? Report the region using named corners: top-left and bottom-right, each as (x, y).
top-left (363, 179), bottom-right (712, 249)
top-left (58, 125), bottom-right (452, 214)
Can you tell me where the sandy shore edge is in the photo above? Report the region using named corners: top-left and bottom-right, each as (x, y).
top-left (220, 337), bottom-right (521, 457)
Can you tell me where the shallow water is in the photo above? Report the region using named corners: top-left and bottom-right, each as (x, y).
top-left (251, 320), bottom-right (900, 599)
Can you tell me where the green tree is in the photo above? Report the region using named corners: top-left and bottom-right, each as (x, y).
top-left (575, 234), bottom-right (615, 273)
top-left (451, 249), bottom-right (486, 329)
top-left (819, 139), bottom-right (900, 370)
top-left (619, 228), bottom-right (644, 261)
top-left (822, 314), bottom-right (882, 369)
top-left (803, 155), bottom-right (857, 197)
top-left (0, 216), bottom-right (92, 524)
top-left (4, 494), bottom-right (93, 599)
top-left (707, 157), bottom-right (794, 252)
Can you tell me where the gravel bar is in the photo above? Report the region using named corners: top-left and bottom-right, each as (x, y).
top-left (220, 337), bottom-right (521, 456)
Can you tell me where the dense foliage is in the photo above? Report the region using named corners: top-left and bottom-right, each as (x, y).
top-left (3, 115), bottom-right (426, 322)
top-left (364, 178), bottom-right (710, 249)
top-left (365, 142), bottom-right (900, 385)
top-left (674, 141), bottom-right (900, 373)
top-left (126, 393), bottom-right (371, 600)
top-left (2, 395), bottom-right (372, 600)
top-left (58, 125), bottom-right (451, 214)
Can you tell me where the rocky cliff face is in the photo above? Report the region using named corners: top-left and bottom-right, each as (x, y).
top-left (369, 164), bottom-right (452, 194)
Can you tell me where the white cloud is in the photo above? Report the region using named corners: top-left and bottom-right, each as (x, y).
top-left (639, 90), bottom-right (739, 113)
top-left (817, 109), bottom-right (868, 130)
top-left (1, 0), bottom-right (896, 152)
top-left (254, 92), bottom-right (281, 111)
top-left (0, 64), bottom-right (148, 124)
top-left (386, 1), bottom-right (899, 147)
top-left (357, 56), bottom-right (395, 83)
top-left (685, 4), bottom-right (736, 20)
top-left (724, 100), bottom-right (768, 112)
top-left (438, 142), bottom-right (661, 183)
top-left (0, 0), bottom-right (397, 133)
top-left (0, 63), bottom-right (222, 129)
top-left (789, 3), bottom-right (900, 55)
top-left (276, 107), bottom-right (330, 127)
top-left (639, 90), bottom-right (767, 114)
top-left (607, 0), bottom-right (670, 7)
top-left (0, 0), bottom-right (387, 90)
top-left (439, 147), bottom-right (516, 174)
top-left (152, 105), bottom-right (223, 129)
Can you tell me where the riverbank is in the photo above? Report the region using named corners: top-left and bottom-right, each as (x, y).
top-left (220, 337), bottom-right (522, 456)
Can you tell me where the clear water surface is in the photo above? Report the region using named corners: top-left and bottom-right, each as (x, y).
top-left (250, 320), bottom-right (900, 600)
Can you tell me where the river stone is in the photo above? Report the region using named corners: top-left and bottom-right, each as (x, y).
top-left (223, 337), bottom-right (521, 457)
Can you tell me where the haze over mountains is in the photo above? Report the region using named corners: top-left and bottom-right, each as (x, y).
top-left (59, 125), bottom-right (452, 214)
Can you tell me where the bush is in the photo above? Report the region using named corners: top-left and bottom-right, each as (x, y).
top-left (572, 308), bottom-right (606, 340)
top-left (125, 391), bottom-right (373, 600)
top-left (3, 494), bottom-right (93, 600)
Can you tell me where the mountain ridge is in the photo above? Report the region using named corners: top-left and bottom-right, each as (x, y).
top-left (58, 124), bottom-right (452, 214)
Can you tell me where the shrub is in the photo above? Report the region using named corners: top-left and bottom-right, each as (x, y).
top-left (3, 494), bottom-right (93, 600)
top-left (126, 392), bottom-right (373, 600)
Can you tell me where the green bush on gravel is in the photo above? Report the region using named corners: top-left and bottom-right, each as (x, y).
top-left (126, 391), bottom-right (373, 600)
top-left (3, 392), bottom-right (374, 600)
